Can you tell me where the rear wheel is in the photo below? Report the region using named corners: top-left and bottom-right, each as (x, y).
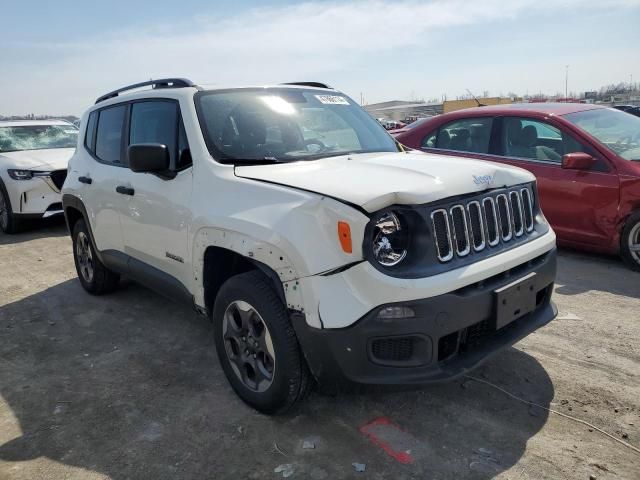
top-left (213, 270), bottom-right (312, 414)
top-left (72, 219), bottom-right (120, 293)
top-left (620, 211), bottom-right (640, 272)
top-left (0, 183), bottom-right (22, 234)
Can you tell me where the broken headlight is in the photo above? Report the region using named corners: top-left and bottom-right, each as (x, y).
top-left (372, 211), bottom-right (409, 267)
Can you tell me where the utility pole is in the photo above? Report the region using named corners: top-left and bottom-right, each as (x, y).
top-left (565, 65), bottom-right (569, 101)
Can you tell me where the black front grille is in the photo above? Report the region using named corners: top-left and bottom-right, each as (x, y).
top-left (467, 201), bottom-right (484, 250)
top-left (430, 184), bottom-right (537, 263)
top-left (371, 337), bottom-right (414, 362)
top-left (451, 205), bottom-right (470, 256)
top-left (510, 191), bottom-right (524, 235)
top-left (463, 319), bottom-right (494, 347)
top-left (49, 170), bottom-right (67, 190)
top-left (521, 188), bottom-right (534, 231)
top-left (496, 194), bottom-right (512, 240)
top-left (431, 210), bottom-right (453, 261)
top-left (483, 197), bottom-right (499, 246)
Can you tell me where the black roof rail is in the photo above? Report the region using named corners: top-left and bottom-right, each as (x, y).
top-left (95, 78), bottom-right (198, 104)
top-left (281, 82), bottom-right (332, 89)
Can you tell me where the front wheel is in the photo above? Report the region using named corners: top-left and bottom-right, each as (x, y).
top-left (620, 211), bottom-right (640, 272)
top-left (0, 182), bottom-right (22, 234)
top-left (213, 271), bottom-right (312, 414)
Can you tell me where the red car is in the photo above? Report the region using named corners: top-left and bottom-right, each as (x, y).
top-left (395, 103), bottom-right (640, 270)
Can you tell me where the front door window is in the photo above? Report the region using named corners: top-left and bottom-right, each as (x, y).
top-left (501, 117), bottom-right (591, 163)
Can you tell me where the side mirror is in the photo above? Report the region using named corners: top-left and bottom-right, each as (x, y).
top-left (561, 152), bottom-right (596, 170)
top-left (128, 144), bottom-right (170, 173)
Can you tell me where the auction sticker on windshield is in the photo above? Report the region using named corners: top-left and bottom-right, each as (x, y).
top-left (315, 95), bottom-right (349, 105)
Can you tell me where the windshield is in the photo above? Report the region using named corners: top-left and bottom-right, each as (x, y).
top-left (563, 108), bottom-right (640, 161)
top-left (195, 88), bottom-right (397, 163)
top-left (0, 124), bottom-right (78, 153)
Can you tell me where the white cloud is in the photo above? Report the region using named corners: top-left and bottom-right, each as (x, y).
top-left (1, 0), bottom-right (638, 114)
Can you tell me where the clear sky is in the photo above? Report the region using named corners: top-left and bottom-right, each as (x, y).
top-left (1, 0), bottom-right (639, 115)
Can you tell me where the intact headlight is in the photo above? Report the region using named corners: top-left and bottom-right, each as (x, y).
top-left (372, 211), bottom-right (409, 267)
top-left (8, 169), bottom-right (34, 180)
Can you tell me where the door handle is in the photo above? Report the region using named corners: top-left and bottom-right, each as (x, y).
top-left (116, 186), bottom-right (135, 196)
top-left (78, 176), bottom-right (92, 185)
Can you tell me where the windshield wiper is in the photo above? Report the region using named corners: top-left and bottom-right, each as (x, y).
top-left (223, 157), bottom-right (287, 165)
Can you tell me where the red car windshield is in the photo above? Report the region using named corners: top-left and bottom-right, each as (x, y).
top-left (563, 108), bottom-right (640, 161)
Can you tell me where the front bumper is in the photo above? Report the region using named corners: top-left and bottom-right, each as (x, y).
top-left (2, 174), bottom-right (64, 218)
top-left (293, 248), bottom-right (557, 388)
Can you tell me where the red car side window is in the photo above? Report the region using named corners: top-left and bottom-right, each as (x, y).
top-left (500, 116), bottom-right (606, 170)
top-left (421, 131), bottom-right (437, 148)
top-left (424, 118), bottom-right (493, 154)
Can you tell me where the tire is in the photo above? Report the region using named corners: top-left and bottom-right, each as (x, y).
top-left (213, 270), bottom-right (312, 414)
top-left (620, 211), bottom-right (640, 272)
top-left (72, 219), bottom-right (120, 294)
top-left (0, 181), bottom-right (22, 234)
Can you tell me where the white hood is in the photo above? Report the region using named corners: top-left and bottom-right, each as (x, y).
top-left (235, 151), bottom-right (535, 212)
top-left (0, 148), bottom-right (75, 171)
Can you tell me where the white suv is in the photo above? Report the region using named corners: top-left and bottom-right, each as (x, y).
top-left (62, 79), bottom-right (557, 413)
top-left (0, 120), bottom-right (77, 233)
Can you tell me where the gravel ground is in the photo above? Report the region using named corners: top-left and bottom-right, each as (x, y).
top-left (0, 219), bottom-right (638, 480)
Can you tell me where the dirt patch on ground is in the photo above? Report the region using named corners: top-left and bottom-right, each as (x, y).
top-left (1, 220), bottom-right (638, 479)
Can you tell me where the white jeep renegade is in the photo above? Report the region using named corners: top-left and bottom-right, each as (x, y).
top-left (62, 79), bottom-right (557, 414)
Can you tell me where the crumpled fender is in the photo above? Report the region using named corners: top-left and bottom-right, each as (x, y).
top-left (190, 194), bottom-right (369, 327)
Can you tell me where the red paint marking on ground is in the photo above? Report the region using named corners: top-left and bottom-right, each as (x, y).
top-left (360, 417), bottom-right (415, 464)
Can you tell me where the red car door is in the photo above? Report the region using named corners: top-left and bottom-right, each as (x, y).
top-left (493, 116), bottom-right (619, 250)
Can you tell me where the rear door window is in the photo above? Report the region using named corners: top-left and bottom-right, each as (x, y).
top-left (95, 105), bottom-right (126, 164)
top-left (430, 118), bottom-right (494, 154)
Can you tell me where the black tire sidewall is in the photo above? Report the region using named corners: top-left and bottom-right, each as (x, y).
top-left (0, 180), bottom-right (18, 234)
top-left (620, 211), bottom-right (640, 271)
top-left (213, 272), bottom-right (304, 414)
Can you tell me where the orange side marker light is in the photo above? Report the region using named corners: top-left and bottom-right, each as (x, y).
top-left (338, 221), bottom-right (352, 254)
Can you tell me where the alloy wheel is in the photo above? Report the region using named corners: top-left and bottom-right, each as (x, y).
top-left (222, 300), bottom-right (276, 392)
top-left (629, 222), bottom-right (640, 265)
top-left (76, 231), bottom-right (94, 283)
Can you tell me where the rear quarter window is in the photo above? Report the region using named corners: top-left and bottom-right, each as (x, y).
top-left (84, 111), bottom-right (98, 153)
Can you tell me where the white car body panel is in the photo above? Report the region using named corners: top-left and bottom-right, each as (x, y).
top-left (76, 161), bottom-right (127, 252)
top-left (236, 151), bottom-right (535, 212)
top-left (0, 148), bottom-right (75, 171)
top-left (119, 167), bottom-right (194, 286)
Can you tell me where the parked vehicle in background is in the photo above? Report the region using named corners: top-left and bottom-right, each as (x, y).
top-left (613, 105), bottom-right (640, 118)
top-left (395, 103), bottom-right (640, 270)
top-left (389, 117), bottom-right (432, 135)
top-left (0, 120), bottom-right (76, 233)
top-left (62, 78), bottom-right (557, 413)
top-left (383, 120), bottom-right (406, 130)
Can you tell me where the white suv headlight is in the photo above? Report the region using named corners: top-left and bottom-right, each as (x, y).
top-left (7, 169), bottom-right (34, 180)
top-left (372, 211), bottom-right (409, 267)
